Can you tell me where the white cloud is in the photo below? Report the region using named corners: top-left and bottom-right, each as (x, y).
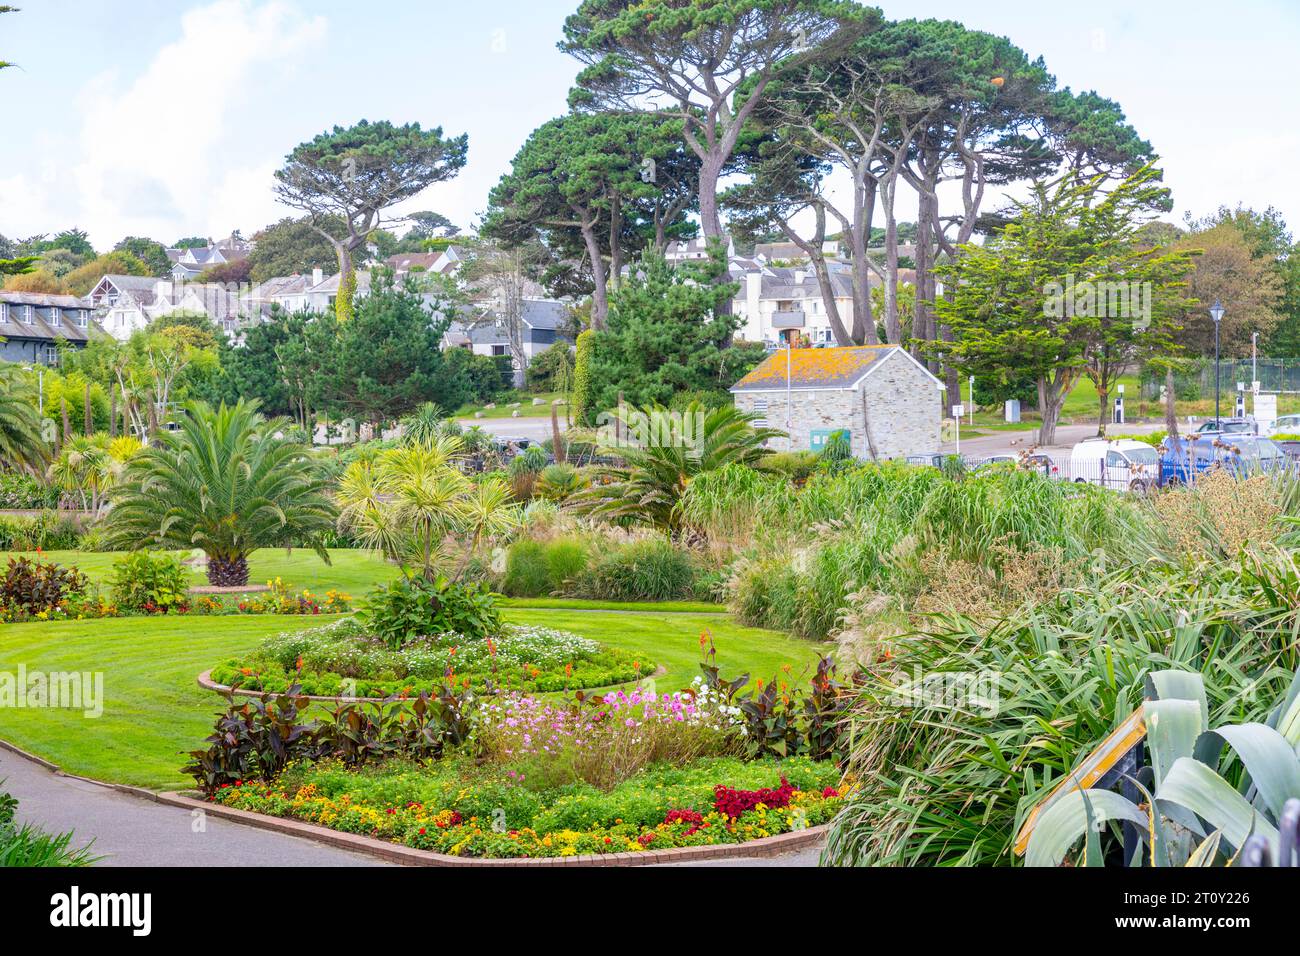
top-left (60, 0), bottom-right (326, 247)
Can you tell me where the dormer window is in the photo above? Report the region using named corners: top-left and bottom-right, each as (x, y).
top-left (22, 306), bottom-right (34, 324)
top-left (77, 310), bottom-right (88, 328)
top-left (0, 303), bottom-right (7, 322)
top-left (49, 309), bottom-right (60, 326)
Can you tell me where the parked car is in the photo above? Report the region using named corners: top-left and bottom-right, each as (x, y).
top-left (1068, 437), bottom-right (1160, 492)
top-left (1193, 417), bottom-right (1256, 435)
top-left (972, 452), bottom-right (1059, 477)
top-left (1159, 432), bottom-right (1290, 485)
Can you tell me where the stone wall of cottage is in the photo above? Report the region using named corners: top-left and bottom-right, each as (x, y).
top-left (732, 352), bottom-right (942, 460)
top-left (858, 352), bottom-right (943, 459)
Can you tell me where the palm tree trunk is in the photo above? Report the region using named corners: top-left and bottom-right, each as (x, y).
top-left (207, 554), bottom-right (249, 587)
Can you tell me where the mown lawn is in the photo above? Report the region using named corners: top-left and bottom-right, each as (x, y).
top-left (0, 547), bottom-right (398, 598)
top-left (0, 608), bottom-right (823, 790)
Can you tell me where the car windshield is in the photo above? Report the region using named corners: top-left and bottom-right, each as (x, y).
top-left (1124, 446), bottom-right (1159, 466)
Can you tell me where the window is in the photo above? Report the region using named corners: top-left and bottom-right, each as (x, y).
top-left (44, 346), bottom-right (58, 365)
top-left (22, 305), bottom-right (34, 324)
top-left (0, 302), bottom-right (7, 322)
top-left (753, 398), bottom-right (768, 412)
top-left (77, 310), bottom-right (88, 328)
top-left (49, 309), bottom-right (60, 326)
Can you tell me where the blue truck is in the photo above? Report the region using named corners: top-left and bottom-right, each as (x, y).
top-left (1158, 432), bottom-right (1290, 486)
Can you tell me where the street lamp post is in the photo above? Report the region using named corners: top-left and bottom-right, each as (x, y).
top-left (1210, 300), bottom-right (1225, 426)
top-left (21, 365), bottom-right (43, 415)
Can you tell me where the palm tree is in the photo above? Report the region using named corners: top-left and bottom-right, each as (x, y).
top-left (398, 401), bottom-right (447, 448)
top-left (573, 401), bottom-right (784, 532)
top-left (103, 400), bottom-right (338, 586)
top-left (337, 434), bottom-right (520, 580)
top-left (48, 433), bottom-right (143, 513)
top-left (0, 365), bottom-right (50, 473)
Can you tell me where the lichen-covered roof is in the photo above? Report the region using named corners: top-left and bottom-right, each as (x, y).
top-left (730, 345), bottom-right (897, 391)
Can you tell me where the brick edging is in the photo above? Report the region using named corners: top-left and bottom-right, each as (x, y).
top-left (159, 792), bottom-right (828, 866)
top-left (196, 665), bottom-right (670, 705)
top-left (0, 735), bottom-right (827, 866)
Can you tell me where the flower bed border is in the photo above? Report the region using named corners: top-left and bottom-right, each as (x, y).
top-left (0, 735), bottom-right (827, 867)
top-left (189, 584), bottom-right (271, 595)
top-left (197, 665), bottom-right (670, 704)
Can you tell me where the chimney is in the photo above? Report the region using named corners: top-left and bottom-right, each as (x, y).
top-left (794, 269), bottom-right (806, 284)
top-left (312, 267), bottom-right (324, 286)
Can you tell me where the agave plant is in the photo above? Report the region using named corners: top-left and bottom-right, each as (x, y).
top-left (573, 401), bottom-right (784, 532)
top-left (103, 400), bottom-right (337, 586)
top-left (1026, 668), bottom-right (1300, 867)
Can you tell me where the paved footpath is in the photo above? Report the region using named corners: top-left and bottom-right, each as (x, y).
top-left (1, 748), bottom-right (820, 867)
top-left (0, 748), bottom-right (389, 867)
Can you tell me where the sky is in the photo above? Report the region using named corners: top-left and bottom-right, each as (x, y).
top-left (1, 0), bottom-right (1298, 250)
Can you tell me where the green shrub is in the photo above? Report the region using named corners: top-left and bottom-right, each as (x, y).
top-left (536, 464), bottom-right (585, 501)
top-left (360, 575), bottom-right (502, 649)
top-left (0, 557), bottom-right (89, 616)
top-left (0, 473), bottom-right (58, 510)
top-left (570, 538), bottom-right (695, 601)
top-left (760, 451), bottom-right (818, 484)
top-left (502, 536), bottom-right (590, 597)
top-left (543, 537), bottom-right (588, 590)
top-left (110, 551), bottom-right (191, 613)
top-left (524, 342), bottom-right (574, 392)
top-left (0, 511), bottom-right (83, 551)
top-left (503, 540), bottom-right (550, 597)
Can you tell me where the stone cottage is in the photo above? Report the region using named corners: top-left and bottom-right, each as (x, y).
top-left (730, 345), bottom-right (943, 461)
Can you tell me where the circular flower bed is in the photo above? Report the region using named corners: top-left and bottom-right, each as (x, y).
top-left (210, 618), bottom-right (654, 697)
top-left (206, 754), bottom-right (849, 859)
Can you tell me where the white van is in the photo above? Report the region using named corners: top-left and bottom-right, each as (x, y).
top-left (1067, 437), bottom-right (1160, 492)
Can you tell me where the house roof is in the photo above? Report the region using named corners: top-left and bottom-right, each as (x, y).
top-left (730, 345), bottom-right (933, 392)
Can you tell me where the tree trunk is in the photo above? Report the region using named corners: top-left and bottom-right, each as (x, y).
top-left (207, 554), bottom-right (249, 587)
top-left (881, 173), bottom-right (902, 344)
top-left (84, 382), bottom-right (92, 435)
top-left (1097, 382), bottom-right (1110, 436)
top-left (1164, 366), bottom-right (1180, 438)
top-left (1038, 377), bottom-right (1065, 447)
top-left (334, 245), bottom-right (357, 322)
top-left (580, 222), bottom-right (610, 331)
top-left (849, 176), bottom-right (878, 345)
top-left (109, 388), bottom-right (118, 438)
top-left (698, 156), bottom-right (726, 239)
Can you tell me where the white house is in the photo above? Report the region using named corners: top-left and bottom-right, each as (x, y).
top-left (166, 234), bottom-right (252, 281)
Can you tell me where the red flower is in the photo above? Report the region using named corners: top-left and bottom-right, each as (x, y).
top-left (713, 778), bottom-right (797, 819)
top-left (822, 786), bottom-right (839, 799)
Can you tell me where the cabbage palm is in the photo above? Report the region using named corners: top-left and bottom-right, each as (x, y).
top-left (47, 433), bottom-right (142, 513)
top-left (0, 365), bottom-right (49, 473)
top-left (103, 400), bottom-right (337, 586)
top-left (337, 433), bottom-right (521, 580)
top-left (573, 401), bottom-right (784, 532)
